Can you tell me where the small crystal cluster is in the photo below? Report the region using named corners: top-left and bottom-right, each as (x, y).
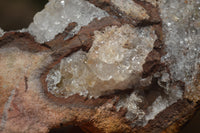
top-left (28, 0), bottom-right (108, 43)
top-left (144, 85), bottom-right (183, 124)
top-left (46, 25), bottom-right (157, 98)
top-left (116, 83), bottom-right (183, 127)
top-left (116, 92), bottom-right (145, 125)
top-left (0, 28), bottom-right (4, 37)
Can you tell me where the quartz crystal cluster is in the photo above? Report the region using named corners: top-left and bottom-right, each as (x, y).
top-left (159, 0), bottom-right (200, 101)
top-left (116, 80), bottom-right (183, 127)
top-left (117, 0), bottom-right (200, 126)
top-left (116, 0), bottom-right (200, 126)
top-left (28, 0), bottom-right (108, 43)
top-left (46, 25), bottom-right (157, 98)
top-left (0, 28), bottom-right (4, 37)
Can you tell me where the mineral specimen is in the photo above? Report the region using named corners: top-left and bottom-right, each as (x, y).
top-left (36, 0), bottom-right (199, 127)
top-left (0, 0), bottom-right (200, 132)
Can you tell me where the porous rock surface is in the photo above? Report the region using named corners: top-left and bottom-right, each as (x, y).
top-left (0, 0), bottom-right (199, 133)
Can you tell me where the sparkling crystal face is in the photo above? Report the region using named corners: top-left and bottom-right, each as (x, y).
top-left (46, 25), bottom-right (157, 98)
top-left (28, 0), bottom-right (108, 43)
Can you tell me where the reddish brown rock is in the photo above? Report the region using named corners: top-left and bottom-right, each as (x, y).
top-left (0, 1), bottom-right (199, 133)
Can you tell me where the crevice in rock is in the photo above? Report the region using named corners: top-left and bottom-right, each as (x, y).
top-left (49, 125), bottom-right (85, 133)
top-left (0, 32), bottom-right (50, 52)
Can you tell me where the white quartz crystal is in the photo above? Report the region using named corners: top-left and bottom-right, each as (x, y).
top-left (0, 28), bottom-right (4, 37)
top-left (145, 96), bottom-right (168, 123)
top-left (144, 86), bottom-right (183, 125)
top-left (46, 24), bottom-right (157, 98)
top-left (159, 0), bottom-right (200, 100)
top-left (116, 92), bottom-right (145, 124)
top-left (28, 0), bottom-right (108, 43)
top-left (111, 0), bottom-right (149, 20)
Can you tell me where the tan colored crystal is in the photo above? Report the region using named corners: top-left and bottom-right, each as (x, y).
top-left (46, 24), bottom-right (157, 98)
top-left (111, 0), bottom-right (149, 20)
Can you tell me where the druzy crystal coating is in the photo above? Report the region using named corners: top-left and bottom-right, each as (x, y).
top-left (28, 0), bottom-right (108, 43)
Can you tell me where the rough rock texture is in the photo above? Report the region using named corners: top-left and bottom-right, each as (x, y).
top-left (0, 0), bottom-right (199, 133)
